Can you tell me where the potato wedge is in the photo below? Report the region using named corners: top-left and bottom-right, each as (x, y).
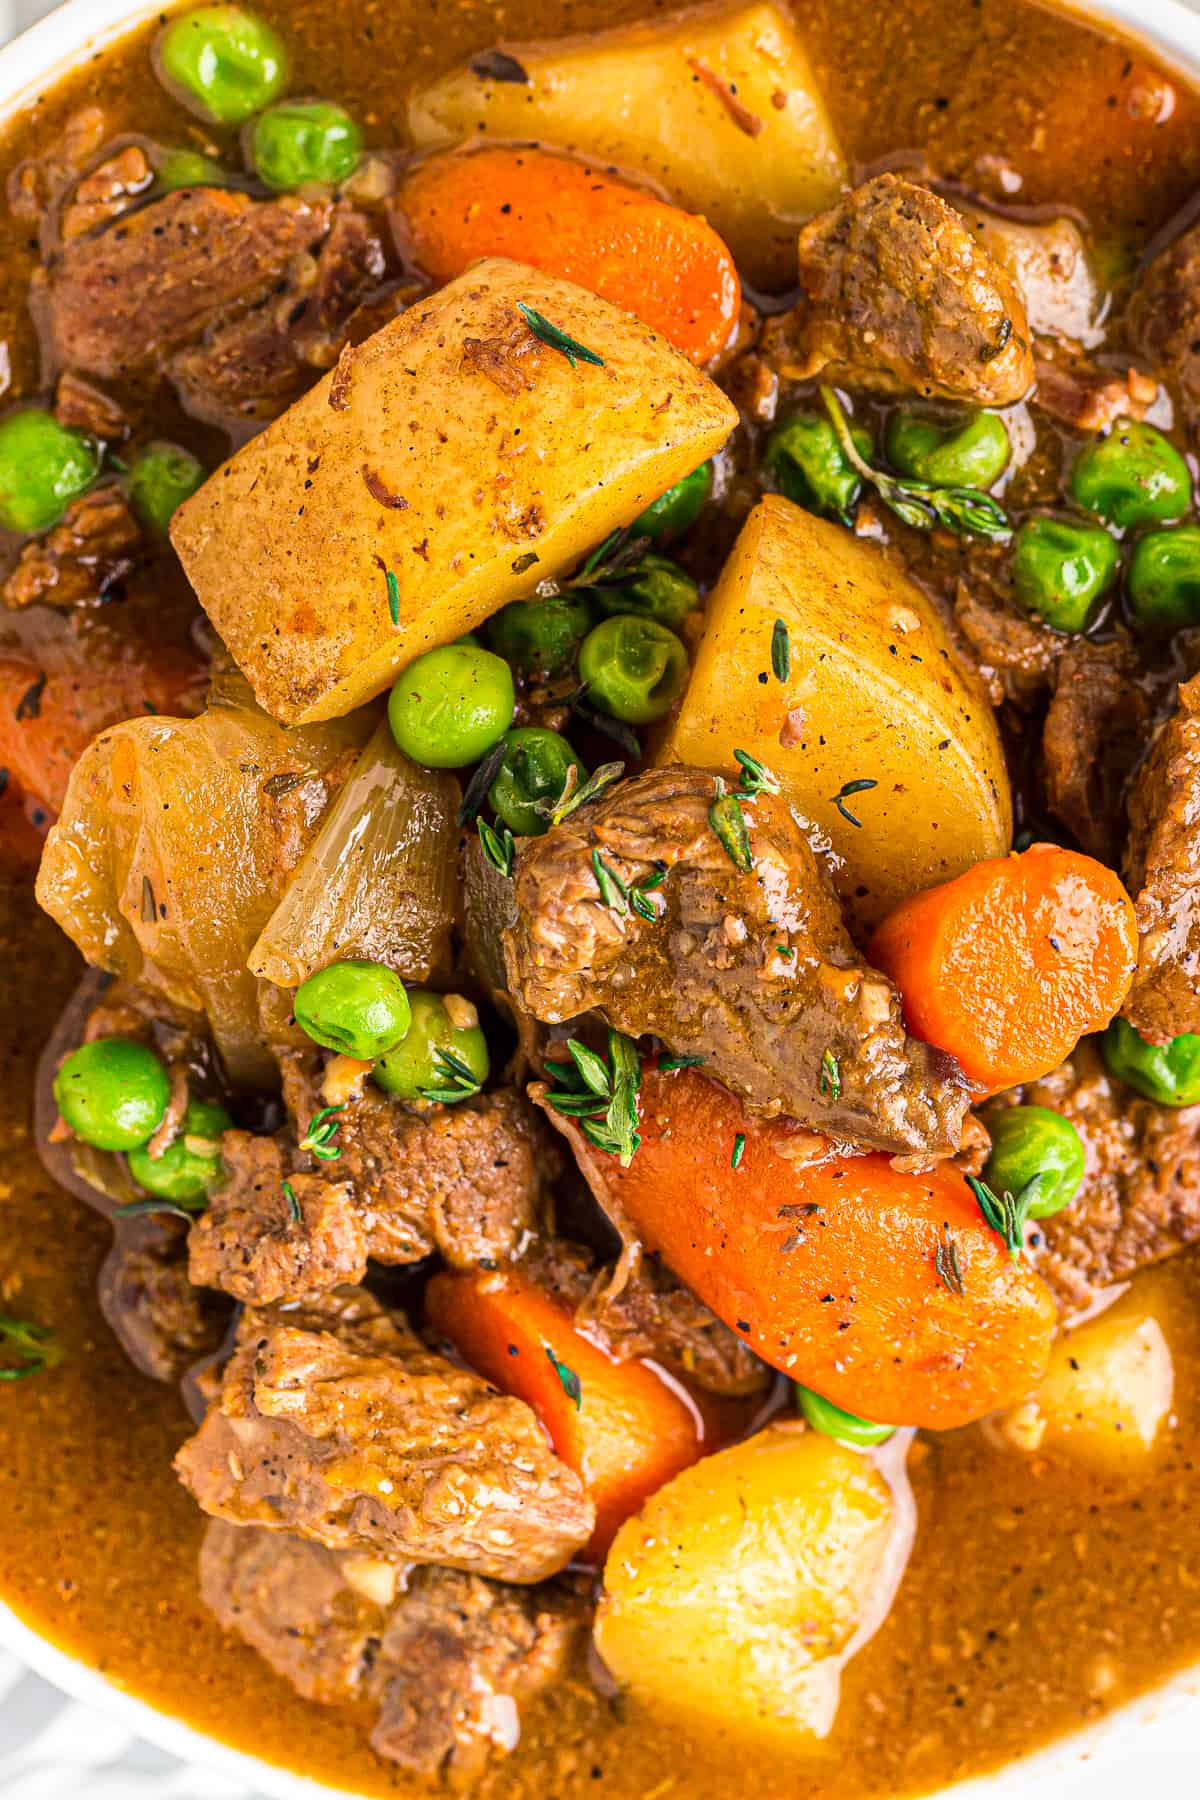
top-left (659, 496), bottom-right (1012, 928)
top-left (995, 1300), bottom-right (1174, 1472)
top-left (595, 1422), bottom-right (906, 1743)
top-left (171, 258), bottom-right (735, 725)
top-left (407, 3), bottom-right (847, 290)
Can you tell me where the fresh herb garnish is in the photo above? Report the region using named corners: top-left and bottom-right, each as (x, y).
top-left (731, 1132), bottom-right (746, 1170)
top-left (830, 777), bottom-right (878, 829)
top-left (458, 739), bottom-right (509, 827)
top-left (629, 863), bottom-right (668, 922)
top-left (570, 527), bottom-right (653, 591)
top-left (282, 1180), bottom-right (302, 1224)
top-left (384, 567), bottom-right (400, 627)
top-left (771, 617), bottom-right (791, 684)
top-left (820, 386), bottom-right (1011, 543)
top-left (300, 1104), bottom-right (345, 1163)
top-left (545, 1346), bottom-right (583, 1409)
top-left (592, 849), bottom-right (630, 915)
top-left (477, 815), bottom-right (515, 878)
top-left (538, 759), bottom-right (625, 827)
top-left (934, 1224), bottom-right (966, 1296)
top-left (819, 1048), bottom-right (841, 1101)
top-left (659, 1053), bottom-right (705, 1072)
top-left (0, 1312), bottom-right (61, 1382)
top-left (544, 1029), bottom-right (641, 1165)
top-left (709, 776), bottom-right (753, 872)
top-left (421, 1046), bottom-right (485, 1105)
top-left (732, 748), bottom-right (780, 798)
top-left (967, 1173), bottom-right (1043, 1263)
top-left (517, 302), bottom-right (605, 370)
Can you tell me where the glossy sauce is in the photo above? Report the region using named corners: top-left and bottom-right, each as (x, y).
top-left (1, 1), bottom-right (1200, 1795)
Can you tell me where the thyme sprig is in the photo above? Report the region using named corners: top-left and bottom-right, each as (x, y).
top-left (300, 1104), bottom-right (344, 1163)
top-left (568, 526), bottom-right (654, 591)
top-left (0, 1313), bottom-right (62, 1381)
top-left (517, 302), bottom-right (605, 370)
top-left (820, 386), bottom-right (1011, 544)
top-left (934, 1224), bottom-right (966, 1295)
top-left (421, 1046), bottom-right (485, 1106)
top-left (967, 1173), bottom-right (1045, 1263)
top-left (545, 1347), bottom-right (583, 1409)
top-left (477, 815), bottom-right (515, 878)
top-left (830, 777), bottom-right (878, 828)
top-left (732, 749), bottom-right (779, 798)
top-left (538, 759), bottom-right (625, 827)
top-left (544, 1029), bottom-right (642, 1165)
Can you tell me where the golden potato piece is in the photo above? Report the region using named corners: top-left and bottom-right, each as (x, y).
top-left (407, 3), bottom-right (847, 289)
top-left (659, 496), bottom-right (1012, 928)
top-left (171, 258), bottom-right (735, 724)
top-left (996, 1303), bottom-right (1174, 1472)
top-left (595, 1422), bottom-right (903, 1743)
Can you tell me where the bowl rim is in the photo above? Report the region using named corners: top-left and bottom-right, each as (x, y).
top-left (3, 0), bottom-right (1200, 1795)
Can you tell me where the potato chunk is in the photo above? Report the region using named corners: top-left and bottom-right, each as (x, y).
top-left (595, 1422), bottom-right (904, 1742)
top-left (659, 496), bottom-right (1011, 928)
top-left (996, 1302), bottom-right (1174, 1472)
top-left (171, 258), bottom-right (735, 724)
top-left (407, 3), bottom-right (847, 289)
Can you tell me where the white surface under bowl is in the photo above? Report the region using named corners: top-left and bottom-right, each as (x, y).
top-left (1, 0), bottom-right (1200, 1795)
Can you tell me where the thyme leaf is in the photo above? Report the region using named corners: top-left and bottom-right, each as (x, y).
top-left (540, 759), bottom-right (625, 826)
top-left (384, 567), bottom-right (400, 627)
top-left (819, 1048), bottom-right (841, 1101)
top-left (731, 1132), bottom-right (746, 1170)
top-left (545, 1346), bottom-right (583, 1409)
top-left (771, 617), bottom-right (791, 684)
top-left (0, 1312), bottom-right (62, 1382)
top-left (659, 1053), bottom-right (705, 1071)
top-left (420, 1046), bottom-right (484, 1106)
top-left (934, 1224), bottom-right (966, 1296)
top-left (967, 1173), bottom-right (1043, 1263)
top-left (477, 815), bottom-right (515, 878)
top-left (517, 303), bottom-right (605, 370)
top-left (820, 386), bottom-right (1011, 544)
top-left (592, 848), bottom-right (630, 915)
top-left (733, 748), bottom-right (780, 798)
top-left (709, 777), bottom-right (753, 872)
top-left (282, 1180), bottom-right (302, 1224)
top-left (300, 1104), bottom-right (344, 1163)
top-left (830, 777), bottom-right (878, 829)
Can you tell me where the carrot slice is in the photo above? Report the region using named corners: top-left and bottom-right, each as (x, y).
top-left (543, 1066), bottom-right (1056, 1431)
top-left (396, 146), bottom-right (741, 366)
top-left (0, 643), bottom-right (205, 815)
top-left (868, 844), bottom-right (1138, 1092)
top-left (426, 1264), bottom-right (719, 1555)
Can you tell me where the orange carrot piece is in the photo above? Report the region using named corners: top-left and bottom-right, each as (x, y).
top-left (545, 1066), bottom-right (1056, 1431)
top-left (396, 146), bottom-right (741, 366)
top-left (426, 1265), bottom-right (717, 1555)
top-left (868, 844), bottom-right (1138, 1092)
top-left (0, 643), bottom-right (205, 814)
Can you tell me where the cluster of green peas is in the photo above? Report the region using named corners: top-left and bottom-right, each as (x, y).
top-left (795, 1013), bottom-right (1200, 1445)
top-left (0, 5), bottom-right (370, 544)
top-left (52, 964), bottom-right (489, 1203)
top-left (765, 403), bottom-right (1200, 635)
top-left (387, 465), bottom-right (710, 829)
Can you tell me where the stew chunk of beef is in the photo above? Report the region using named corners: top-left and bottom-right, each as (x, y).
top-left (175, 1285), bottom-right (593, 1580)
top-left (1121, 672), bottom-right (1200, 1044)
top-left (1041, 638), bottom-right (1150, 863)
top-left (779, 174), bottom-right (1034, 404)
top-left (190, 1082), bottom-right (554, 1304)
top-left (988, 1040), bottom-right (1200, 1315)
top-left (99, 1216), bottom-right (229, 1383)
top-left (1128, 219), bottom-right (1200, 434)
top-left (200, 1521), bottom-right (585, 1781)
top-left (504, 765), bottom-right (968, 1157)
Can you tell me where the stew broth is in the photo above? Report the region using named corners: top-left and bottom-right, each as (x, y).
top-left (1, 1), bottom-right (1200, 1795)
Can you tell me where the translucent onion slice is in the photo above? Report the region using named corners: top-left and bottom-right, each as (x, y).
top-left (249, 719), bottom-right (459, 993)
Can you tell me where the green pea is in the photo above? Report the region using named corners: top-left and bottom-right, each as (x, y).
top-left (126, 1098), bottom-right (232, 1204)
top-left (578, 615), bottom-right (689, 725)
top-left (983, 1105), bottom-right (1085, 1221)
top-left (485, 593), bottom-right (594, 676)
top-left (388, 644), bottom-right (514, 769)
top-left (1068, 420), bottom-right (1191, 528)
top-left (156, 147), bottom-right (228, 190)
top-left (1102, 1016), bottom-right (1200, 1107)
top-left (0, 409), bottom-right (99, 535)
top-left (373, 989), bottom-right (490, 1101)
top-left (763, 411), bottom-right (870, 521)
top-left (155, 5), bottom-right (288, 126)
top-left (886, 408), bottom-right (1011, 489)
top-left (1011, 515), bottom-right (1119, 632)
top-left (128, 441), bottom-right (206, 533)
top-left (795, 1383), bottom-right (894, 1447)
top-left (488, 727), bottom-right (586, 837)
top-left (631, 462), bottom-right (712, 542)
top-left (294, 959), bottom-right (412, 1060)
top-left (591, 553), bottom-right (699, 633)
top-left (250, 99), bottom-right (362, 190)
top-left (1127, 524), bottom-right (1200, 633)
top-left (54, 1038), bottom-right (171, 1153)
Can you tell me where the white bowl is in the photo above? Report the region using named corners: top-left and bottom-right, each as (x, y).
top-left (3, 0), bottom-right (1200, 1795)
